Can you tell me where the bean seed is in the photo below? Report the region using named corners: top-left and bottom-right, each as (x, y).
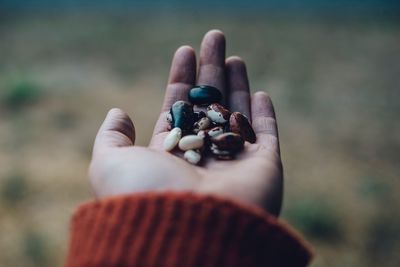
top-left (194, 111), bottom-right (207, 121)
top-left (210, 145), bottom-right (234, 160)
top-left (193, 117), bottom-right (211, 133)
top-left (211, 132), bottom-right (244, 152)
top-left (229, 112), bottom-right (256, 143)
top-left (207, 103), bottom-right (231, 124)
top-left (178, 135), bottom-right (204, 151)
top-left (207, 126), bottom-right (224, 138)
top-left (197, 130), bottom-right (208, 139)
top-left (170, 101), bottom-right (195, 135)
top-left (166, 112), bottom-right (173, 123)
top-left (163, 127), bottom-right (182, 151)
top-left (184, 150), bottom-right (202, 165)
top-left (188, 85), bottom-right (222, 105)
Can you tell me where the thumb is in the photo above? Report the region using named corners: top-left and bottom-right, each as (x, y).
top-left (93, 108), bottom-right (135, 154)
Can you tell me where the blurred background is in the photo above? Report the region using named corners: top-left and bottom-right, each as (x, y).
top-left (0, 1), bottom-right (399, 266)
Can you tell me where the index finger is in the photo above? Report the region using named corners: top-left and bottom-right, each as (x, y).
top-left (152, 46), bottom-right (197, 136)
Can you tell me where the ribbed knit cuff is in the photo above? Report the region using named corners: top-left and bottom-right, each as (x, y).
top-left (65, 192), bottom-right (312, 267)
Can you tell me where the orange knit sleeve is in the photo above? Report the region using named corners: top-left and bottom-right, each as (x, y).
top-left (64, 192), bottom-right (313, 267)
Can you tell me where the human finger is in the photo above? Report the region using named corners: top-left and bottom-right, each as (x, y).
top-left (196, 30), bottom-right (227, 103)
top-left (93, 108), bottom-right (135, 155)
top-left (152, 46), bottom-right (197, 136)
top-left (251, 91), bottom-right (280, 154)
top-left (226, 56), bottom-right (251, 119)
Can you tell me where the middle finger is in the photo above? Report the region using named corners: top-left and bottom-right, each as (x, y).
top-left (196, 30), bottom-right (227, 104)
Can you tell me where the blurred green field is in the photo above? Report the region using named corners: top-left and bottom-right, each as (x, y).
top-left (0, 11), bottom-right (399, 267)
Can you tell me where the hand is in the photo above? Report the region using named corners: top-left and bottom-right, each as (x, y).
top-left (89, 30), bottom-right (283, 216)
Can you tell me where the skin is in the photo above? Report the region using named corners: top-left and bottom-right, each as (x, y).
top-left (89, 30), bottom-right (283, 216)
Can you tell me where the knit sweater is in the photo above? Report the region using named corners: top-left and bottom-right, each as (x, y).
top-left (64, 192), bottom-right (312, 267)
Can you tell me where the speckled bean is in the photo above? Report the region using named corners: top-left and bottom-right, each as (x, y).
top-left (207, 103), bottom-right (231, 124)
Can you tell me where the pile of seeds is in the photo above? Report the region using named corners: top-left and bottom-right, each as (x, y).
top-left (163, 85), bottom-right (256, 165)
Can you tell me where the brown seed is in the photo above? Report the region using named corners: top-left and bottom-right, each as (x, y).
top-left (210, 145), bottom-right (234, 160)
top-left (211, 132), bottom-right (244, 152)
top-left (207, 103), bottom-right (231, 124)
top-left (193, 117), bottom-right (211, 133)
top-left (229, 112), bottom-right (256, 143)
top-left (206, 126), bottom-right (224, 138)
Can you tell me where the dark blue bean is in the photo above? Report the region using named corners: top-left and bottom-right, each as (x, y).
top-left (188, 85), bottom-right (222, 105)
top-left (170, 101), bottom-right (195, 135)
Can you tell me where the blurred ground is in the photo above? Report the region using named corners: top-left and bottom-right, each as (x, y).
top-left (0, 10), bottom-right (399, 267)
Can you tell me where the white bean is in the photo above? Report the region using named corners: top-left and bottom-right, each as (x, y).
top-left (163, 127), bottom-right (182, 151)
top-left (178, 135), bottom-right (204, 151)
top-left (184, 150), bottom-right (202, 165)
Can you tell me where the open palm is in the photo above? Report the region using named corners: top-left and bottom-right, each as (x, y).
top-left (89, 30), bottom-right (283, 216)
